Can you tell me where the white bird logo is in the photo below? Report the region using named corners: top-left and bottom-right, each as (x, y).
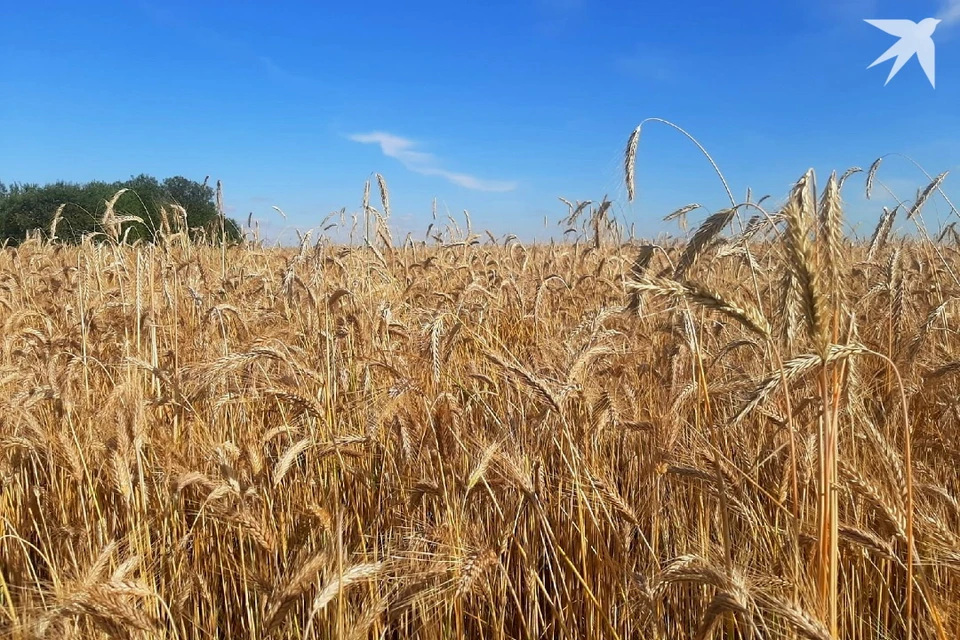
top-left (865, 18), bottom-right (941, 88)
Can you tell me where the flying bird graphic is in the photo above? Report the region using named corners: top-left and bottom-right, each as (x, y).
top-left (865, 18), bottom-right (940, 88)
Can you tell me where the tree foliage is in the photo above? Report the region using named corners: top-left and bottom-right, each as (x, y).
top-left (0, 175), bottom-right (241, 244)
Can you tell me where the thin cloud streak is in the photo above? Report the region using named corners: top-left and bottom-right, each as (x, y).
top-left (534, 0), bottom-right (584, 35)
top-left (134, 1), bottom-right (312, 88)
top-left (348, 132), bottom-right (518, 192)
top-left (939, 0), bottom-right (960, 26)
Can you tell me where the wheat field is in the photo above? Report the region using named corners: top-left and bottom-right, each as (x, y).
top-left (1, 145), bottom-right (960, 640)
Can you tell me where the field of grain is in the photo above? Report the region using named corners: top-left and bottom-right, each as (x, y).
top-left (2, 157), bottom-right (960, 639)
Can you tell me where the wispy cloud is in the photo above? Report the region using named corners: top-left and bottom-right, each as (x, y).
top-left (534, 0), bottom-right (584, 35)
top-left (348, 132), bottom-right (518, 192)
top-left (255, 56), bottom-right (312, 87)
top-left (536, 0), bottom-right (583, 16)
top-left (134, 1), bottom-right (312, 88)
top-left (852, 0), bottom-right (960, 26)
top-left (938, 0), bottom-right (960, 26)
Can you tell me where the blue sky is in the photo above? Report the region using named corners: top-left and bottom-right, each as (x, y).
top-left (2, 0), bottom-right (959, 243)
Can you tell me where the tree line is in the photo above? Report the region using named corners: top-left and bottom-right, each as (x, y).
top-left (0, 174), bottom-right (242, 244)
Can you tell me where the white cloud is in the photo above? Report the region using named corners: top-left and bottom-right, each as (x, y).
top-left (349, 132), bottom-right (434, 166)
top-left (348, 132), bottom-right (518, 192)
top-left (939, 0), bottom-right (960, 26)
top-left (534, 0), bottom-right (584, 30)
top-left (255, 56), bottom-right (312, 87)
top-left (136, 3), bottom-right (312, 88)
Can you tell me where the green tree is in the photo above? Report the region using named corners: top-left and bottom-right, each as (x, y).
top-left (0, 175), bottom-right (242, 244)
